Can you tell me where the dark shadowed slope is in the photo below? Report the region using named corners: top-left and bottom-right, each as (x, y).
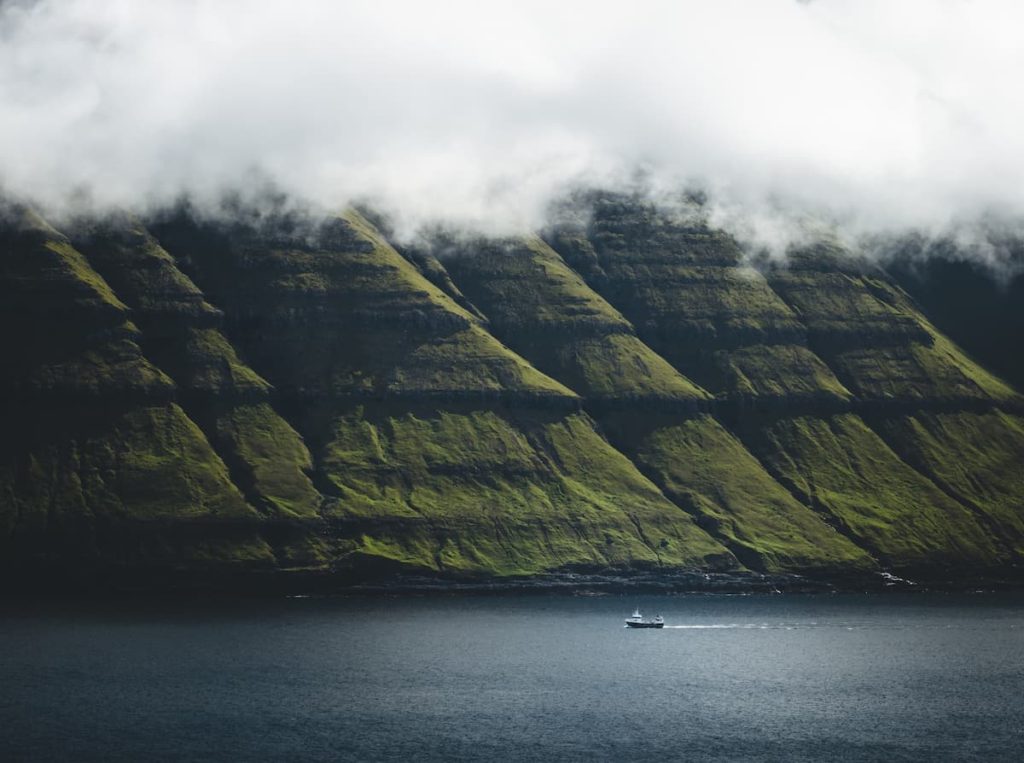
top-left (0, 206), bottom-right (275, 572)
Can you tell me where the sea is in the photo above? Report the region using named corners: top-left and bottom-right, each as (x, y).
top-left (2, 592), bottom-right (1023, 761)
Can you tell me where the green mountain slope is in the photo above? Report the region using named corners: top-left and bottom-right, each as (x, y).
top-left (869, 411), bottom-right (1024, 557)
top-left (0, 206), bottom-right (273, 570)
top-left (607, 412), bottom-right (873, 572)
top-left (546, 196), bottom-right (851, 409)
top-left (429, 230), bottom-right (871, 573)
top-left (738, 413), bottom-right (1003, 567)
top-left (145, 206), bottom-right (734, 578)
top-left (70, 215), bottom-right (322, 522)
top-left (1, 193), bottom-right (1021, 589)
top-left (439, 235), bottom-right (709, 405)
top-left (542, 193), bottom-right (1023, 575)
top-left (767, 252), bottom-right (1019, 406)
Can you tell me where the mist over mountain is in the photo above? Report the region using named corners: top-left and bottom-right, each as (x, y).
top-left (7, 11), bottom-right (1024, 763)
top-left (1, 1), bottom-right (1023, 592)
top-left (3, 0), bottom-right (1024, 263)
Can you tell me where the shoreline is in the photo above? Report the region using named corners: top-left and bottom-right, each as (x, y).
top-left (4, 565), bottom-right (1024, 599)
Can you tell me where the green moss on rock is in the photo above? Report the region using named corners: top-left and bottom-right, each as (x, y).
top-left (0, 403), bottom-right (258, 547)
top-left (870, 411), bottom-right (1024, 556)
top-left (710, 344), bottom-right (851, 403)
top-left (603, 412), bottom-right (873, 573)
top-left (740, 414), bottom-right (1004, 568)
top-left (152, 210), bottom-right (574, 402)
top-left (209, 402), bottom-right (321, 519)
top-left (312, 404), bottom-right (735, 575)
top-left (437, 234), bottom-right (708, 402)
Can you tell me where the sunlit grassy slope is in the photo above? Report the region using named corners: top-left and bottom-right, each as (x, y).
top-left (869, 411), bottom-right (1024, 557)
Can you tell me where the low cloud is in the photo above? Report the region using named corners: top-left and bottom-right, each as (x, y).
top-left (2, 0), bottom-right (1024, 260)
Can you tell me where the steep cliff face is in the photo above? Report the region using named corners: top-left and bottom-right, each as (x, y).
top-left (754, 243), bottom-right (1024, 568)
top-left (439, 235), bottom-right (709, 407)
top-left (432, 230), bottom-right (871, 573)
top-left (887, 237), bottom-right (1024, 393)
top-left (545, 197), bottom-right (851, 411)
top-left (1, 194), bottom-right (1021, 588)
top-left (145, 206), bottom-right (734, 577)
top-left (0, 207), bottom-right (274, 570)
top-left (537, 193), bottom-right (1022, 574)
top-left (70, 216), bottom-right (322, 524)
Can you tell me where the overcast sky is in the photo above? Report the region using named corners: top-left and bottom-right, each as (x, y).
top-left (2, 0), bottom-right (1023, 247)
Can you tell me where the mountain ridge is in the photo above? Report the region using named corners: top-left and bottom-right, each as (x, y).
top-left (2, 194), bottom-right (1022, 591)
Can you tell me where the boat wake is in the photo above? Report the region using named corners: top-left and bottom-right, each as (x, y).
top-left (661, 623), bottom-right (820, 629)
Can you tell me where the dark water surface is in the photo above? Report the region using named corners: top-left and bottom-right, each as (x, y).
top-left (2, 593), bottom-right (1023, 761)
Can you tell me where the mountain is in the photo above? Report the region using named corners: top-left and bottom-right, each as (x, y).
top-left (886, 236), bottom-right (1024, 393)
top-left (1, 194), bottom-right (1022, 590)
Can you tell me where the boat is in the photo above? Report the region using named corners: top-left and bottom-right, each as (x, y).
top-left (625, 608), bottom-right (664, 628)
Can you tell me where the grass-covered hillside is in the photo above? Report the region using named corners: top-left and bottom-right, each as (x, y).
top-left (1, 194), bottom-right (1021, 588)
